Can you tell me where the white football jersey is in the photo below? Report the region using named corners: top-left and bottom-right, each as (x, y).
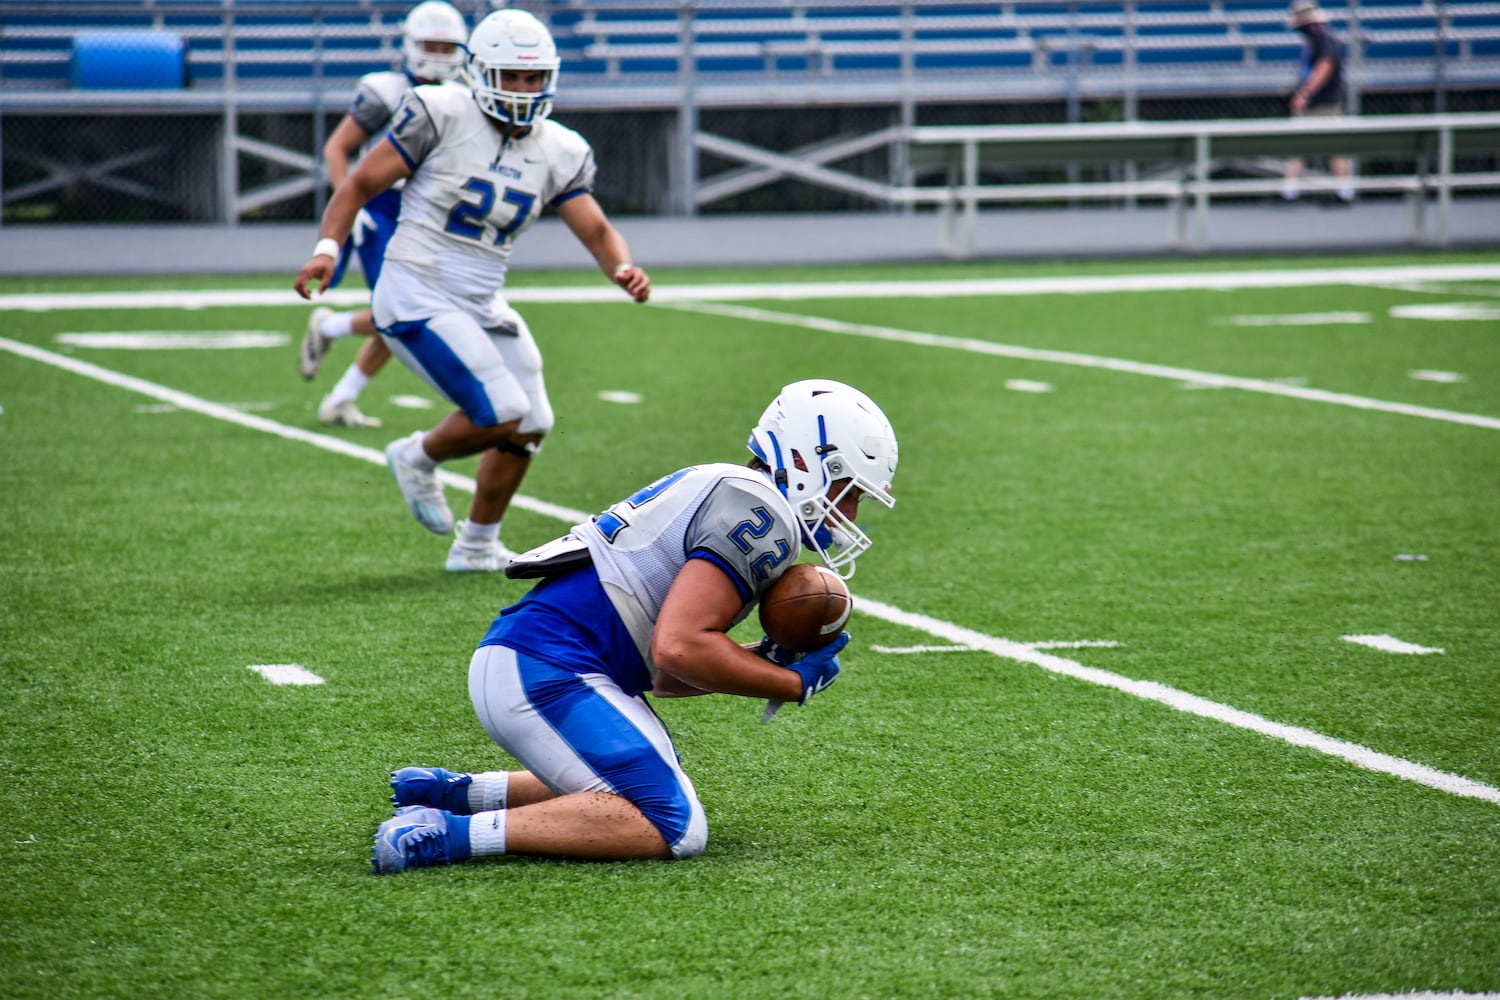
top-left (572, 463), bottom-right (805, 671)
top-left (382, 83), bottom-right (596, 298)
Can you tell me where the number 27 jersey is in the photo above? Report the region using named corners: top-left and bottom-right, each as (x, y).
top-left (576, 463), bottom-right (805, 672)
top-left (381, 83), bottom-right (596, 298)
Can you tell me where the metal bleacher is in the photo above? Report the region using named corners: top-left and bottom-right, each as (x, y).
top-left (551, 0), bottom-right (1500, 107)
top-left (1, 0), bottom-right (1497, 235)
top-left (2, 0), bottom-right (1498, 108)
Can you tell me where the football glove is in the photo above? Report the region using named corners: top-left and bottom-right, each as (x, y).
top-left (786, 631), bottom-right (850, 705)
top-left (755, 636), bottom-right (801, 667)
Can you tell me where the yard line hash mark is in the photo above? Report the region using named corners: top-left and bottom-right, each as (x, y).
top-left (1342, 634), bottom-right (1445, 655)
top-left (1389, 302), bottom-right (1500, 321)
top-left (1216, 312), bottom-right (1371, 326)
top-left (4, 323), bottom-right (1498, 810)
top-left (248, 664), bottom-right (326, 686)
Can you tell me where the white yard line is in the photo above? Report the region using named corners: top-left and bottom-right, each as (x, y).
top-left (3, 332), bottom-right (1497, 809)
top-left (1300, 993), bottom-right (1500, 1000)
top-left (861, 597), bottom-right (1499, 807)
top-left (662, 300), bottom-right (1500, 432)
top-left (1, 262), bottom-right (1498, 312)
top-left (1374, 280), bottom-right (1500, 298)
top-left (0, 336), bottom-right (582, 525)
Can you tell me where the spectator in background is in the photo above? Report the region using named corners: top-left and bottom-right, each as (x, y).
top-left (1282, 0), bottom-right (1356, 206)
top-left (298, 1), bottom-right (469, 428)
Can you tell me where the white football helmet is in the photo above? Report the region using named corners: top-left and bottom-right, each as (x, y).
top-left (401, 1), bottom-right (467, 82)
top-left (748, 379), bottom-right (898, 578)
top-left (465, 9), bottom-right (560, 128)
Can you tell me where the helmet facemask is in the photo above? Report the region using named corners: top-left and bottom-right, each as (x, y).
top-left (469, 63), bottom-right (556, 127)
top-left (792, 452), bottom-right (896, 578)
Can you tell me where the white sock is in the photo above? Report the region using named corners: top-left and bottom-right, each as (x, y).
top-left (404, 435), bottom-right (438, 472)
top-left (320, 311), bottom-right (357, 340)
top-left (468, 809), bottom-right (507, 857)
top-left (460, 520), bottom-right (500, 543)
top-left (1280, 188), bottom-right (1300, 201)
top-left (466, 771), bottom-right (510, 812)
top-left (326, 364), bottom-right (370, 407)
top-left (1337, 187), bottom-right (1355, 201)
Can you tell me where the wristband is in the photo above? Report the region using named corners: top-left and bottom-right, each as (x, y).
top-left (613, 262), bottom-right (635, 278)
top-left (313, 237), bottom-right (341, 260)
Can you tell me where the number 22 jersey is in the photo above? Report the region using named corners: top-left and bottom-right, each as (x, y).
top-left (481, 464), bottom-right (805, 695)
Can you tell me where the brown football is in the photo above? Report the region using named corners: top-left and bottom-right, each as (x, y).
top-left (758, 563), bottom-right (852, 653)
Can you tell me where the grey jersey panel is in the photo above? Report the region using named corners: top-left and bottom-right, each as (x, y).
top-left (348, 71), bottom-right (409, 143)
top-left (573, 463), bottom-right (802, 671)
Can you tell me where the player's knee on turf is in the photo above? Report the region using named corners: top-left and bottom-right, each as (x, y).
top-left (667, 801), bottom-right (708, 860)
top-left (627, 773), bottom-right (707, 860)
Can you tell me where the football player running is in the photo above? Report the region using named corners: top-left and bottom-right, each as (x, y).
top-left (371, 380), bottom-right (898, 872)
top-left (298, 0), bottom-right (469, 429)
top-left (295, 9), bottom-right (651, 572)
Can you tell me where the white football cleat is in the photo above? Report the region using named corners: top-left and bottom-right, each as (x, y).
top-left (299, 307), bottom-right (335, 381)
top-left (318, 397), bottom-right (382, 428)
top-left (385, 432), bottom-right (454, 535)
top-left (446, 524), bottom-right (514, 573)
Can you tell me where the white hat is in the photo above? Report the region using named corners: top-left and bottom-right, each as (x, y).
top-left (1287, 0), bottom-right (1330, 26)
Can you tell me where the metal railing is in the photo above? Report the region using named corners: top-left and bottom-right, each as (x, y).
top-left (2, 1), bottom-right (1497, 226)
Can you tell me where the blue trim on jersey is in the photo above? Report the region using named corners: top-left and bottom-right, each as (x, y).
top-left (480, 565), bottom-right (651, 696)
top-left (689, 548), bottom-right (752, 605)
top-left (385, 132), bottom-right (418, 171)
top-left (383, 319), bottom-right (500, 426)
top-left (508, 649), bottom-right (695, 847)
top-left (548, 188), bottom-right (591, 209)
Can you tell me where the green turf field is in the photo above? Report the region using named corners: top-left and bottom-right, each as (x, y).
top-left (2, 253), bottom-right (1497, 999)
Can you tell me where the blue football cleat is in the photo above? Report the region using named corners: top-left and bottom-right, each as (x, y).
top-left (372, 806), bottom-right (470, 875)
top-left (390, 766), bottom-right (474, 812)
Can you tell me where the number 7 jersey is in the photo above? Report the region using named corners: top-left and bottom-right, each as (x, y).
top-left (381, 82), bottom-right (597, 298)
top-left (574, 463), bottom-right (805, 672)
